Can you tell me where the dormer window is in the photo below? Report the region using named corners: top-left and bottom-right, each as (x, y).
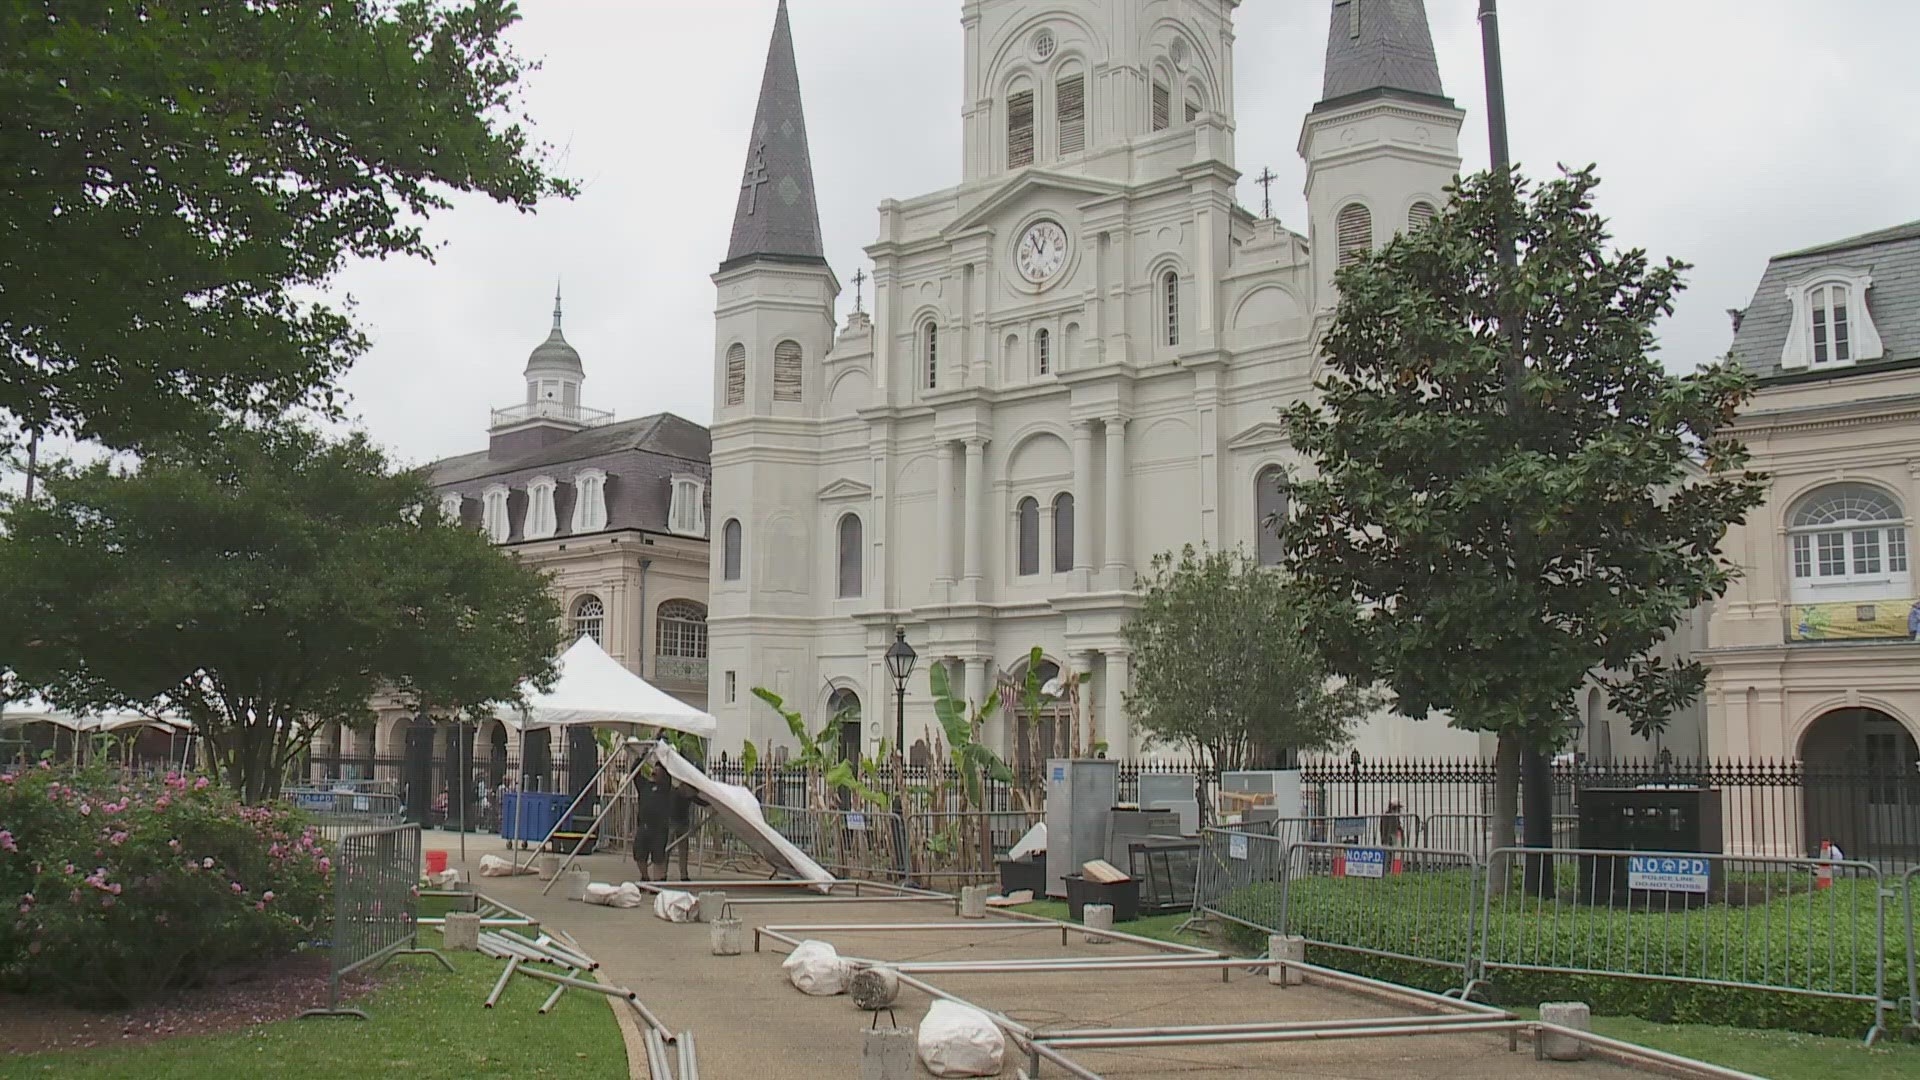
top-left (572, 468), bottom-right (608, 533)
top-left (481, 484), bottom-right (510, 544)
top-left (669, 475), bottom-right (707, 537)
top-left (524, 476), bottom-right (558, 540)
top-left (439, 493), bottom-right (464, 524)
top-left (1782, 270), bottom-right (1883, 371)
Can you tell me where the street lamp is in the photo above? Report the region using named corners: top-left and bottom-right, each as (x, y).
top-left (1348, 748), bottom-right (1363, 819)
top-left (884, 627), bottom-right (918, 758)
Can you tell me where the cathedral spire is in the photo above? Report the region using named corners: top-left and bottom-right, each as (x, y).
top-left (1318, 0), bottom-right (1449, 108)
top-left (722, 0), bottom-right (825, 270)
top-left (552, 280), bottom-right (563, 330)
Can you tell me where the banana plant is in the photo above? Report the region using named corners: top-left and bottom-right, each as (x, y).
top-left (927, 660), bottom-right (1014, 812)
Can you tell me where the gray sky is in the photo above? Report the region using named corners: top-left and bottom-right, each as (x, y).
top-left (331, 0), bottom-right (1920, 468)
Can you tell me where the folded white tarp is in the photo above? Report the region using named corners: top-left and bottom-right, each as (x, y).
top-left (648, 741), bottom-right (835, 894)
top-left (494, 637), bottom-right (717, 739)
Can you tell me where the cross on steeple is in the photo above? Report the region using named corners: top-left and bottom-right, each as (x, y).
top-left (1253, 167), bottom-right (1278, 220)
top-left (1335, 0), bottom-right (1362, 39)
top-left (741, 144), bottom-right (770, 215)
top-left (851, 267), bottom-right (868, 314)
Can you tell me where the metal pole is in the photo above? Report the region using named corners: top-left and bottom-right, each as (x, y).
top-left (512, 732), bottom-right (634, 872)
top-left (483, 957), bottom-right (521, 1009)
top-left (1038, 1020), bottom-right (1528, 1050)
top-left (542, 750), bottom-right (653, 894)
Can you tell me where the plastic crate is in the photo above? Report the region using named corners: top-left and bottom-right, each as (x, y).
top-left (1063, 874), bottom-right (1140, 923)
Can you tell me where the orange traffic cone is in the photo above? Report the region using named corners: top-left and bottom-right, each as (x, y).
top-left (1814, 840), bottom-right (1834, 890)
top-left (1332, 850), bottom-right (1347, 878)
top-left (1390, 853), bottom-right (1404, 876)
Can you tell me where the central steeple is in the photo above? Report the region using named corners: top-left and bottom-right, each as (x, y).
top-left (1318, 0), bottom-right (1449, 108)
top-left (722, 0), bottom-right (825, 270)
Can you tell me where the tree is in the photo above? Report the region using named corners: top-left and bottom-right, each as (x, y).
top-left (1279, 167), bottom-right (1766, 880)
top-left (1, 0), bottom-right (572, 456)
top-left (1122, 545), bottom-right (1373, 773)
top-left (0, 424), bottom-right (564, 801)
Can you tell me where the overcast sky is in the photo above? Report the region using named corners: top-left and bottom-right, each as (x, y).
top-left (330, 0), bottom-right (1920, 469)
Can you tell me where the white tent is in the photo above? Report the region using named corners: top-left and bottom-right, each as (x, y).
top-left (0, 697), bottom-right (191, 735)
top-left (495, 636), bottom-right (717, 739)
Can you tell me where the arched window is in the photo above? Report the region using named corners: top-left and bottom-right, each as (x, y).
top-left (1185, 83), bottom-right (1205, 124)
top-left (722, 519), bottom-right (743, 581)
top-left (724, 343), bottom-right (746, 407)
top-left (1052, 493), bottom-right (1075, 573)
top-left (1056, 70), bottom-right (1086, 156)
top-left (1017, 497), bottom-right (1040, 577)
top-left (1256, 465), bottom-right (1290, 567)
top-left (1788, 483), bottom-right (1909, 602)
top-left (524, 476), bottom-right (558, 540)
top-left (439, 493), bottom-right (464, 524)
top-left (1163, 270), bottom-right (1180, 347)
top-left (1585, 687), bottom-right (1612, 762)
top-left (1408, 201), bottom-right (1438, 233)
top-left (1810, 282), bottom-right (1852, 365)
top-left (657, 601), bottom-right (708, 660)
top-left (1336, 204), bottom-right (1372, 267)
top-left (571, 468), bottom-right (608, 533)
top-left (482, 484), bottom-right (511, 544)
top-left (571, 595), bottom-right (606, 645)
top-left (1151, 79), bottom-right (1171, 131)
top-left (836, 513), bottom-right (863, 599)
top-left (922, 320), bottom-right (940, 390)
top-left (1007, 83), bottom-right (1035, 169)
top-left (1035, 328), bottom-right (1051, 375)
top-left (773, 340), bottom-right (803, 403)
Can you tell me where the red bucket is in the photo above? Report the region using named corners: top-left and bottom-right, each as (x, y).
top-left (425, 850), bottom-right (448, 875)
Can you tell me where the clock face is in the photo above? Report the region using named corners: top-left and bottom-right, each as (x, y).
top-left (1016, 221), bottom-right (1069, 284)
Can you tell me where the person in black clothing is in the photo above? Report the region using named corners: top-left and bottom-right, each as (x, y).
top-left (633, 756), bottom-right (707, 882)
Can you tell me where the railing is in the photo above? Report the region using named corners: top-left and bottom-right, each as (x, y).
top-left (488, 401), bottom-right (616, 429)
top-left (908, 809), bottom-right (1044, 886)
top-left (707, 804), bottom-right (909, 882)
top-left (1281, 840), bottom-right (1484, 977)
top-left (300, 824), bottom-right (451, 1019)
top-left (1785, 596), bottom-right (1919, 642)
top-left (1421, 813), bottom-right (1579, 859)
top-left (652, 655), bottom-right (708, 685)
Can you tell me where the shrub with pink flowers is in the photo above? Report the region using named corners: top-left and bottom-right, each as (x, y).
top-left (0, 764), bottom-right (330, 1005)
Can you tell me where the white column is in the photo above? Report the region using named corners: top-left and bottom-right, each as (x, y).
top-left (1105, 650), bottom-right (1133, 756)
top-left (935, 440), bottom-right (957, 584)
top-left (1103, 417), bottom-right (1130, 579)
top-left (1069, 650), bottom-right (1099, 757)
top-left (1071, 421), bottom-right (1096, 584)
top-left (963, 437), bottom-right (987, 584)
top-left (965, 656), bottom-right (993, 745)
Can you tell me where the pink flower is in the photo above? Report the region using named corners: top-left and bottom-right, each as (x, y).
top-left (0, 830), bottom-right (15, 853)
top-left (109, 883), bottom-right (121, 895)
top-left (255, 901), bottom-right (266, 912)
top-left (262, 891), bottom-right (275, 903)
top-left (62, 862), bottom-right (75, 875)
top-left (231, 882), bottom-right (243, 893)
top-left (77, 803), bottom-right (92, 817)
top-left (168, 839), bottom-right (180, 851)
top-left (202, 857), bottom-right (214, 869)
top-left (1, 773), bottom-right (15, 784)
top-left (155, 795), bottom-right (171, 810)
top-left (108, 831), bottom-right (128, 846)
top-left (37, 760), bottom-right (50, 770)
top-left (193, 777), bottom-right (209, 791)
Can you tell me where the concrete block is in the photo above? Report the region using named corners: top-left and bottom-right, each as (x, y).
top-left (1083, 903), bottom-right (1114, 944)
top-left (537, 853), bottom-right (560, 881)
top-left (1268, 934), bottom-right (1305, 986)
top-left (696, 891), bottom-right (728, 923)
top-left (710, 916), bottom-right (743, 956)
top-left (861, 1026), bottom-right (915, 1080)
top-left (562, 868), bottom-right (590, 902)
top-left (959, 885), bottom-right (991, 918)
top-left (851, 966), bottom-right (901, 1010)
top-left (443, 912), bottom-right (482, 952)
top-left (1538, 1001), bottom-right (1592, 1061)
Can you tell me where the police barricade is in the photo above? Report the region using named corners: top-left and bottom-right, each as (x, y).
top-left (1253, 814), bottom-right (1423, 852)
top-left (286, 786), bottom-right (404, 847)
top-left (1192, 827), bottom-right (1291, 934)
top-left (908, 809), bottom-right (1044, 889)
top-left (300, 824), bottom-right (449, 1019)
top-left (1278, 840), bottom-right (1483, 980)
top-left (1480, 846), bottom-right (1896, 1044)
top-left (1421, 813), bottom-right (1578, 859)
top-left (753, 804), bottom-right (910, 882)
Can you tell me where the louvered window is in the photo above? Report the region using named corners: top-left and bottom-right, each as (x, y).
top-left (724, 343), bottom-right (746, 406)
top-left (923, 321), bottom-right (939, 390)
top-left (837, 514), bottom-right (863, 599)
top-left (1336, 204), bottom-right (1372, 267)
top-left (1151, 82), bottom-right (1171, 131)
top-left (1008, 89), bottom-right (1035, 169)
top-left (1408, 201), bottom-right (1438, 233)
top-left (1036, 328), bottom-right (1051, 375)
top-left (1017, 497), bottom-right (1040, 576)
top-left (1163, 271), bottom-right (1180, 347)
top-left (773, 340), bottom-right (803, 402)
top-left (1056, 75), bottom-right (1085, 156)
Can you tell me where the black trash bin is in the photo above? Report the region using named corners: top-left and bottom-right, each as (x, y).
top-left (1063, 874), bottom-right (1140, 922)
top-left (997, 855), bottom-right (1046, 896)
top-left (1577, 787), bottom-right (1723, 908)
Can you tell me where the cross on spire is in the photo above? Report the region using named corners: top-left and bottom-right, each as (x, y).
top-left (1253, 167), bottom-right (1278, 220)
top-left (1335, 0), bottom-right (1362, 39)
top-left (741, 144), bottom-right (770, 215)
top-left (851, 267), bottom-right (868, 314)
top-left (552, 280), bottom-right (563, 329)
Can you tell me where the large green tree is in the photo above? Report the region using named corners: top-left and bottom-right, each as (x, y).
top-left (1, 0), bottom-right (571, 454)
top-left (1280, 168), bottom-right (1765, 869)
top-left (0, 424), bottom-right (564, 801)
top-left (1122, 546), bottom-right (1375, 774)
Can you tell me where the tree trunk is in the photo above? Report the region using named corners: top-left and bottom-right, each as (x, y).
top-left (1521, 741), bottom-right (1556, 899)
top-left (1488, 733), bottom-right (1521, 897)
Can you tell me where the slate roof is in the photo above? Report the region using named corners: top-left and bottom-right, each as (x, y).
top-left (722, 0), bottom-right (826, 270)
top-left (1318, 0), bottom-right (1450, 108)
top-left (1728, 220), bottom-right (1920, 381)
top-left (426, 413), bottom-right (711, 543)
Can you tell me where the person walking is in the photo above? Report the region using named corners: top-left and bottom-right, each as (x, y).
top-left (632, 762), bottom-right (676, 882)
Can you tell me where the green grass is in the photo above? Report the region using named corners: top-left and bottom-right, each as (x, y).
top-left (1514, 1008), bottom-right (1920, 1080)
top-left (6, 950), bottom-right (627, 1079)
top-left (1009, 900), bottom-right (1211, 948)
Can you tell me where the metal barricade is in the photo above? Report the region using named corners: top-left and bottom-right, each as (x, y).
top-left (908, 809), bottom-right (1045, 887)
top-left (1250, 814), bottom-right (1424, 852)
top-left (1422, 813), bottom-right (1578, 858)
top-left (1906, 866), bottom-right (1918, 1033)
top-left (285, 786), bottom-right (404, 847)
top-left (1480, 846), bottom-right (1895, 1044)
top-left (1192, 828), bottom-right (1290, 934)
top-left (756, 805), bottom-right (910, 882)
top-left (1279, 840), bottom-right (1483, 978)
top-left (300, 824), bottom-right (450, 1019)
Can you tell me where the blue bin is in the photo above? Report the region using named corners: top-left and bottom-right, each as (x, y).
top-left (499, 792), bottom-right (574, 843)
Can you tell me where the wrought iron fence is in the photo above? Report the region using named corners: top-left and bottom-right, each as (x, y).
top-left (908, 809), bottom-right (1045, 886)
top-left (300, 824), bottom-right (451, 1019)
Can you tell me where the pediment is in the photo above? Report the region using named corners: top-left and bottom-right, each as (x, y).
top-left (942, 169), bottom-right (1125, 238)
top-left (817, 477), bottom-right (874, 502)
top-left (1226, 420), bottom-right (1292, 451)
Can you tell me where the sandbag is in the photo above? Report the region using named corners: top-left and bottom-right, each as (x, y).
top-left (608, 882), bottom-right (646, 909)
top-left (584, 882), bottom-right (621, 906)
top-left (781, 939), bottom-right (850, 996)
top-left (652, 888), bottom-right (698, 922)
top-left (917, 1000), bottom-right (1005, 1077)
top-left (477, 854), bottom-right (533, 878)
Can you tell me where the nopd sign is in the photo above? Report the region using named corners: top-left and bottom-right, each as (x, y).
top-left (1626, 855), bottom-right (1710, 895)
top-left (1344, 847), bottom-right (1387, 879)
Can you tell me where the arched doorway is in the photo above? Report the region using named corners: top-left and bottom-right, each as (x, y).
top-left (1800, 707), bottom-right (1920, 863)
top-left (1004, 655), bottom-right (1072, 776)
top-left (827, 687), bottom-right (862, 809)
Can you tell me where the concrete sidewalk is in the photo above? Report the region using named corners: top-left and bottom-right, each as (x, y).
top-left (438, 835), bottom-right (1631, 1079)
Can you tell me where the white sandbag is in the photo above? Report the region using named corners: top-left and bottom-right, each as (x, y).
top-left (584, 882), bottom-right (621, 906)
top-left (608, 881), bottom-right (646, 909)
top-left (917, 1000), bottom-right (1005, 1077)
top-left (781, 939), bottom-right (850, 996)
top-left (477, 854), bottom-right (533, 878)
top-left (652, 888), bottom-right (698, 922)
top-left (426, 868), bottom-right (468, 888)
top-left (1006, 822), bottom-right (1046, 861)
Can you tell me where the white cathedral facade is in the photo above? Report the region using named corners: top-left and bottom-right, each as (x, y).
top-left (707, 0), bottom-right (1472, 762)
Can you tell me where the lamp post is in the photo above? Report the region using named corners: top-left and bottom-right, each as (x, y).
top-left (883, 627), bottom-right (919, 886)
top-left (1348, 748), bottom-right (1363, 819)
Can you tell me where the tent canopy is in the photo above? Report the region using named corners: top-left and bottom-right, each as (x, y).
top-left (648, 741), bottom-right (834, 891)
top-left (0, 697), bottom-right (191, 735)
top-left (496, 636), bottom-right (717, 739)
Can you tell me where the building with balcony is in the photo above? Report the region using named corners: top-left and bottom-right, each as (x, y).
top-left (1705, 220), bottom-right (1920, 850)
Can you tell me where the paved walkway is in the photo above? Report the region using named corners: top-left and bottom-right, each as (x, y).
top-left (439, 836), bottom-right (1631, 1079)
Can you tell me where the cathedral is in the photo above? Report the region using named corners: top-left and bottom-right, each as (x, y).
top-left (707, 0), bottom-right (1468, 762)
